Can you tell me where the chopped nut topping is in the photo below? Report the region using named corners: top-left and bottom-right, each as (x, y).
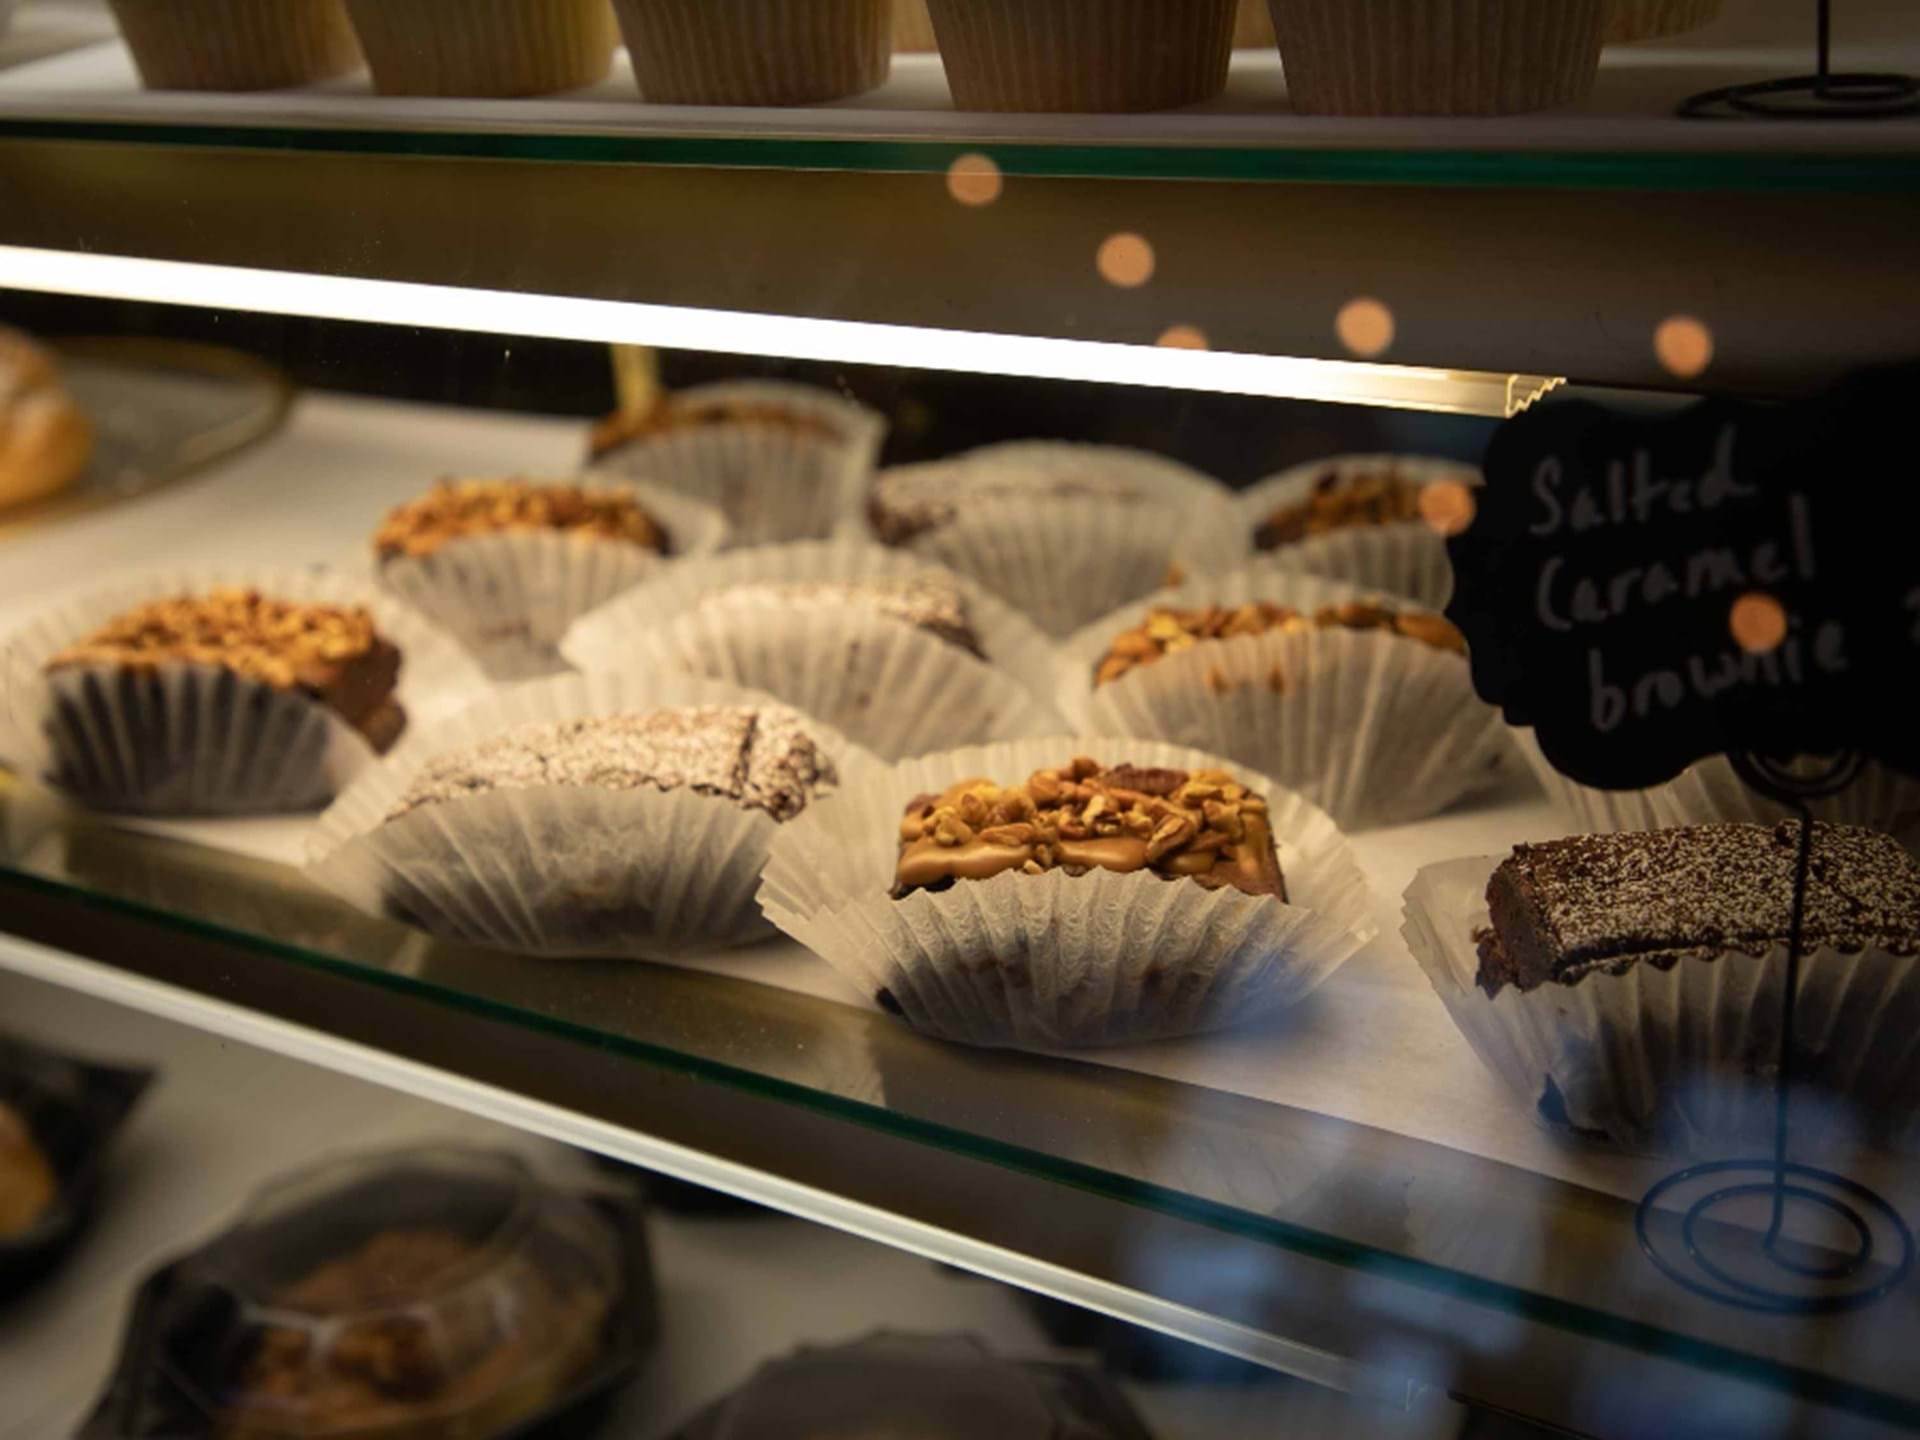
top-left (1094, 599), bottom-right (1465, 688)
top-left (1254, 467), bottom-right (1426, 550)
top-left (589, 398), bottom-right (840, 459)
top-left (892, 758), bottom-right (1286, 901)
top-left (373, 478), bottom-right (669, 560)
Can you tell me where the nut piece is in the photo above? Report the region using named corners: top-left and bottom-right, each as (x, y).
top-left (1254, 467), bottom-right (1426, 550)
top-left (372, 478), bottom-right (669, 561)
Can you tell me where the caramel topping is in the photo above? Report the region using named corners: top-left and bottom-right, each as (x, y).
top-left (589, 397), bottom-right (840, 458)
top-left (372, 478), bottom-right (669, 560)
top-left (46, 588), bottom-right (383, 694)
top-left (892, 756), bottom-right (1284, 901)
top-left (1255, 467), bottom-right (1425, 549)
top-left (1094, 599), bottom-right (1465, 687)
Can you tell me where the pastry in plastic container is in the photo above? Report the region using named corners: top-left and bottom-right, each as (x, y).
top-left (344, 0), bottom-right (618, 97)
top-left (665, 1331), bottom-right (1155, 1438)
top-left (108, 0), bottom-right (363, 91)
top-left (77, 1146), bottom-right (657, 1440)
top-left (0, 325), bottom-right (94, 513)
top-left (611, 0), bottom-right (891, 106)
top-left (0, 1034), bottom-right (152, 1297)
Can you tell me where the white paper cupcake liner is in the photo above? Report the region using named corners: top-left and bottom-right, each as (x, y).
top-left (1403, 855), bottom-right (1920, 1155)
top-left (871, 444), bottom-right (1232, 639)
top-left (1207, 454), bottom-right (1483, 610)
top-left (592, 381), bottom-right (886, 547)
top-left (759, 735), bottom-right (1376, 1050)
top-left (374, 481), bottom-right (727, 682)
top-left (561, 541), bottom-right (1060, 760)
top-left (1509, 729), bottom-right (1920, 845)
top-left (0, 567), bottom-right (483, 817)
top-left (1058, 571), bottom-right (1508, 830)
top-left (307, 670), bottom-right (874, 959)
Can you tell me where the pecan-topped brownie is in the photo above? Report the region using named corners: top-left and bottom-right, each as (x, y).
top-left (47, 588), bottom-right (405, 752)
top-left (694, 576), bottom-right (986, 658)
top-left (1254, 466), bottom-right (1427, 550)
top-left (589, 397), bottom-right (841, 460)
top-left (1474, 823), bottom-right (1920, 998)
top-left (388, 705), bottom-right (836, 824)
top-left (1094, 599), bottom-right (1464, 688)
top-left (893, 756), bottom-right (1284, 900)
top-left (373, 478), bottom-right (670, 561)
top-left (868, 464), bottom-right (1142, 547)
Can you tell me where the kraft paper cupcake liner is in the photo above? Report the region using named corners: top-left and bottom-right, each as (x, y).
top-left (614, 0), bottom-right (890, 105)
top-left (344, 0), bottom-right (617, 97)
top-left (1270, 0), bottom-right (1607, 116)
top-left (593, 382), bottom-right (886, 547)
top-left (375, 481), bottom-right (727, 683)
top-left (307, 671), bottom-right (873, 959)
top-left (925, 0), bottom-right (1236, 112)
top-left (1403, 856), bottom-right (1920, 1155)
top-left (1217, 454), bottom-right (1484, 610)
top-left (893, 0), bottom-right (939, 51)
top-left (0, 567), bottom-right (482, 817)
top-left (1059, 572), bottom-right (1509, 830)
top-left (1510, 729), bottom-right (1920, 845)
top-left (1607, 0), bottom-right (1720, 42)
top-left (872, 444), bottom-right (1232, 639)
top-left (759, 735), bottom-right (1376, 1049)
top-left (562, 541), bottom-right (1060, 759)
top-left (110, 0), bottom-right (363, 91)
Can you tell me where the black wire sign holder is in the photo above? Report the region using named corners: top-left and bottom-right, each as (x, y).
top-left (1634, 751), bottom-right (1916, 1313)
top-left (1680, 0), bottom-right (1919, 119)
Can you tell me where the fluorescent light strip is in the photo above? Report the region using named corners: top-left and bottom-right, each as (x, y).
top-left (0, 244), bottom-right (1550, 417)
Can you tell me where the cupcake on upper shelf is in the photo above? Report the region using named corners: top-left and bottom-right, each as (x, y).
top-left (562, 540), bottom-right (1057, 761)
top-left (0, 326), bottom-right (92, 513)
top-left (590, 381), bottom-right (886, 547)
top-left (1404, 823), bottom-right (1920, 1152)
top-left (371, 475), bottom-right (725, 681)
top-left (1608, 0), bottom-right (1721, 42)
top-left (1270, 0), bottom-right (1608, 115)
top-left (344, 0), bottom-right (617, 97)
top-left (1059, 570), bottom-right (1509, 829)
top-left (1232, 454), bottom-right (1484, 610)
top-left (925, 0), bottom-right (1236, 112)
top-left (868, 441), bottom-right (1231, 638)
top-left (613, 0), bottom-right (890, 105)
top-left (108, 0), bottom-right (362, 91)
top-left (0, 571), bottom-right (478, 815)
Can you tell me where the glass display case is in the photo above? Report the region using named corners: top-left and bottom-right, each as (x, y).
top-left (3, 1), bottom-right (1918, 1435)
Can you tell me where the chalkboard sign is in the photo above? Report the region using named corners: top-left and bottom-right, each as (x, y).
top-left (1447, 366), bottom-right (1920, 792)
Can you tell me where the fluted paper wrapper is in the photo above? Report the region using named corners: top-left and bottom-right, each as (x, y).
top-left (1403, 856), bottom-right (1920, 1154)
top-left (595, 382), bottom-right (885, 547)
top-left (563, 541), bottom-right (1058, 760)
top-left (376, 481), bottom-right (726, 682)
top-left (1269, 0), bottom-right (1606, 116)
top-left (926, 0), bottom-right (1235, 112)
top-left (759, 736), bottom-right (1375, 1049)
top-left (345, 0), bottom-right (617, 97)
top-left (1060, 572), bottom-right (1508, 829)
top-left (876, 444), bottom-right (1231, 639)
top-left (0, 567), bottom-right (481, 817)
top-left (307, 671), bottom-right (872, 959)
top-left (615, 0), bottom-right (890, 105)
top-left (1215, 454), bottom-right (1483, 610)
top-left (1607, 0), bottom-right (1720, 42)
top-left (110, 0), bottom-right (363, 91)
top-left (1510, 729), bottom-right (1920, 845)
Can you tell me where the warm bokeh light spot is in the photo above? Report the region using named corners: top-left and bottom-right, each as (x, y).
top-left (1097, 233), bottom-right (1155, 289)
top-left (1655, 315), bottom-right (1714, 379)
top-left (946, 152), bottom-right (1003, 207)
top-left (1336, 297), bottom-right (1394, 358)
top-left (1730, 592), bottom-right (1788, 654)
top-left (1157, 324), bottom-right (1210, 350)
top-left (1419, 479), bottom-right (1477, 537)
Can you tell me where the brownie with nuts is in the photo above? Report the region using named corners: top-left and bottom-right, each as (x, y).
top-left (589, 397), bottom-right (841, 460)
top-left (893, 756), bottom-right (1284, 901)
top-left (46, 588), bottom-right (406, 752)
top-left (388, 705), bottom-right (836, 824)
top-left (372, 478), bottom-right (671, 562)
top-left (1474, 823), bottom-right (1920, 999)
top-left (1094, 599), bottom-right (1465, 688)
top-left (694, 576), bottom-right (986, 658)
top-left (868, 464), bottom-right (1142, 547)
top-left (1254, 467), bottom-right (1426, 550)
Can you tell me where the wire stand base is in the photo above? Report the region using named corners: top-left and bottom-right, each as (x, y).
top-left (1678, 0), bottom-right (1918, 119)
